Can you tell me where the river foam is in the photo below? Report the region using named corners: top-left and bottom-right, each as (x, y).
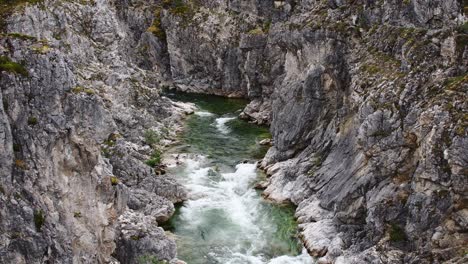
top-left (171, 155), bottom-right (312, 264)
top-left (214, 116), bottom-right (236, 134)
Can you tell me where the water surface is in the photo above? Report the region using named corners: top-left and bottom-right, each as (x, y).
top-left (163, 91), bottom-right (311, 264)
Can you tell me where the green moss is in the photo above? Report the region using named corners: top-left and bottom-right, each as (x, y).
top-left (110, 176), bottom-right (119, 186)
top-left (0, 56), bottom-right (28, 76)
top-left (27, 116), bottom-right (38, 125)
top-left (71, 86), bottom-right (95, 95)
top-left (145, 150), bottom-right (162, 168)
top-left (34, 210), bottom-right (45, 232)
top-left (247, 27), bottom-right (264, 35)
top-left (1, 32), bottom-right (36, 40)
top-left (389, 223), bottom-right (406, 242)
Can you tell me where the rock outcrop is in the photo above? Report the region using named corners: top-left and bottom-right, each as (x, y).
top-left (157, 0), bottom-right (468, 263)
top-left (0, 0), bottom-right (192, 263)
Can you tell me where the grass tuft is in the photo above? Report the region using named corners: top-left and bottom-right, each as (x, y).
top-left (0, 56), bottom-right (28, 76)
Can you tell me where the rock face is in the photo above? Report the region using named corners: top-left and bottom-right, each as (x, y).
top-left (1, 0), bottom-right (467, 263)
top-left (0, 0), bottom-right (191, 263)
top-left (157, 0), bottom-right (467, 263)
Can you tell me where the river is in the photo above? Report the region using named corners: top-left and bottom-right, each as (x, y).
top-left (162, 91), bottom-right (312, 264)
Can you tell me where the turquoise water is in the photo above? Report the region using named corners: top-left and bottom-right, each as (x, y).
top-left (163, 91), bottom-right (311, 264)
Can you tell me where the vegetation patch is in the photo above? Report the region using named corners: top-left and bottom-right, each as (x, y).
top-left (445, 73), bottom-right (468, 91)
top-left (101, 133), bottom-right (120, 158)
top-left (389, 223), bottom-right (406, 242)
top-left (144, 129), bottom-right (161, 146)
top-left (145, 150), bottom-right (162, 168)
top-left (27, 116), bottom-right (38, 125)
top-left (110, 176), bottom-right (119, 186)
top-left (0, 0), bottom-right (43, 30)
top-left (31, 44), bottom-right (51, 54)
top-left (147, 6), bottom-right (166, 40)
top-left (14, 159), bottom-right (27, 170)
top-left (137, 255), bottom-right (168, 264)
top-left (73, 211), bottom-right (82, 218)
top-left (457, 22), bottom-right (468, 34)
top-left (12, 143), bottom-right (21, 152)
top-left (169, 0), bottom-right (191, 16)
top-left (247, 27), bottom-right (264, 35)
top-left (34, 210), bottom-right (45, 232)
top-left (0, 32), bottom-right (36, 41)
top-left (71, 86), bottom-right (95, 95)
top-left (0, 56), bottom-right (28, 76)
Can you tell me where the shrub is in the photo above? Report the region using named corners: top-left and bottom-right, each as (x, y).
top-left (145, 150), bottom-right (161, 168)
top-left (0, 56), bottom-right (28, 76)
top-left (34, 210), bottom-right (45, 231)
top-left (144, 129), bottom-right (160, 146)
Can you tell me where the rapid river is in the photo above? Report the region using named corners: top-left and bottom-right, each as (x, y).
top-left (163, 92), bottom-right (312, 264)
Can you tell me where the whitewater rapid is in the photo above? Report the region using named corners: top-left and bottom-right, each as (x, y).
top-left (166, 111), bottom-right (312, 263)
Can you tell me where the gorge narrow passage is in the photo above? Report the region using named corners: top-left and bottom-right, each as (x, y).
top-left (162, 92), bottom-right (312, 264)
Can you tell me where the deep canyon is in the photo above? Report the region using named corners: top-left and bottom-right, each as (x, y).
top-left (0, 0), bottom-right (467, 263)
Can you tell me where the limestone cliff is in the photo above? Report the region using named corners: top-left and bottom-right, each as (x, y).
top-left (1, 0), bottom-right (467, 263)
top-left (157, 0), bottom-right (468, 263)
top-left (0, 0), bottom-right (192, 263)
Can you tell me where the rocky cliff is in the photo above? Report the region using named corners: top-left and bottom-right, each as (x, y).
top-left (1, 0), bottom-right (467, 263)
top-left (0, 0), bottom-right (194, 263)
top-left (158, 0), bottom-right (468, 263)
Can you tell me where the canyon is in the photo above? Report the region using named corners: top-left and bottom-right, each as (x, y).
top-left (0, 0), bottom-right (467, 263)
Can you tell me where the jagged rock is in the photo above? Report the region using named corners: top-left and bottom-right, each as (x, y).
top-left (128, 189), bottom-right (174, 223)
top-left (115, 211), bottom-right (176, 263)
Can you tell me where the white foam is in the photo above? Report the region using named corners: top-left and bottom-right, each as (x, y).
top-left (214, 117), bottom-right (236, 134)
top-left (195, 111), bottom-right (214, 117)
top-left (173, 155), bottom-right (313, 263)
